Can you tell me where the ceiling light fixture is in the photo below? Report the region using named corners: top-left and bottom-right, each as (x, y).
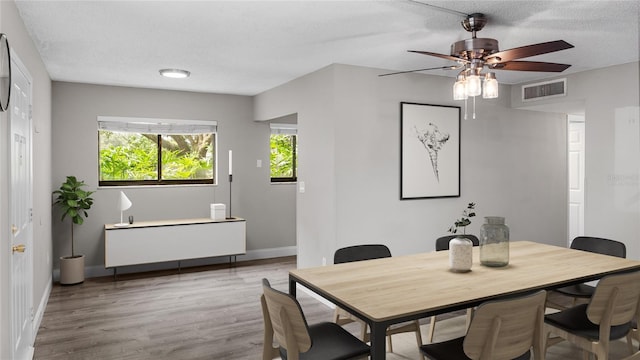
top-left (452, 64), bottom-right (499, 120)
top-left (159, 68), bottom-right (190, 79)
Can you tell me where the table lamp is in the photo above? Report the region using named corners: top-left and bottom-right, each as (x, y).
top-left (115, 191), bottom-right (132, 226)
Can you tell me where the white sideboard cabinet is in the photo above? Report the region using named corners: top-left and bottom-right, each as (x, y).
top-left (104, 217), bottom-right (246, 272)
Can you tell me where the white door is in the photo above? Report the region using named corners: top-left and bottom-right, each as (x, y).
top-left (568, 116), bottom-right (585, 245)
top-left (9, 52), bottom-right (34, 360)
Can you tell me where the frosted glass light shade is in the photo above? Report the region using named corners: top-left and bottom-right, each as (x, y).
top-left (453, 76), bottom-right (467, 100)
top-left (159, 69), bottom-right (190, 78)
top-left (483, 73), bottom-right (499, 99)
top-left (466, 75), bottom-right (481, 97)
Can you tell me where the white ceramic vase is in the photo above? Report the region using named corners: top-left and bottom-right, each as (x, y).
top-left (449, 237), bottom-right (473, 272)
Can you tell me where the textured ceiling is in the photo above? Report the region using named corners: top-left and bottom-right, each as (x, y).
top-left (14, 0), bottom-right (640, 96)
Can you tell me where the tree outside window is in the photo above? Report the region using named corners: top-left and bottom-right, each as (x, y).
top-left (99, 130), bottom-right (215, 186)
top-left (270, 134), bottom-right (297, 182)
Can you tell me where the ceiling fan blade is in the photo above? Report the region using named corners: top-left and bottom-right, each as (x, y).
top-left (489, 61), bottom-right (571, 72)
top-left (408, 50), bottom-right (467, 63)
top-left (379, 65), bottom-right (462, 77)
top-left (485, 40), bottom-right (574, 64)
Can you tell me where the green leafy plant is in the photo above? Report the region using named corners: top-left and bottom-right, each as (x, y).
top-left (53, 176), bottom-right (94, 257)
top-left (448, 202), bottom-right (476, 234)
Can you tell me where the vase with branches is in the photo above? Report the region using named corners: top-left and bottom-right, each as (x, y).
top-left (447, 202), bottom-right (476, 272)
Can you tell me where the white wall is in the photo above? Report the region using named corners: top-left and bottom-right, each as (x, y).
top-left (255, 65), bottom-right (338, 268)
top-left (512, 62), bottom-right (640, 259)
top-left (0, 1), bottom-right (53, 358)
top-left (256, 64), bottom-right (568, 269)
top-left (52, 82), bottom-right (296, 276)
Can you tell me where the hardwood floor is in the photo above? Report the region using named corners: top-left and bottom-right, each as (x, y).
top-left (34, 257), bottom-right (636, 359)
top-left (34, 257), bottom-right (318, 360)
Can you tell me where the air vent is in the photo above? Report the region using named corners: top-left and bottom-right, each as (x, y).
top-left (522, 78), bottom-right (566, 102)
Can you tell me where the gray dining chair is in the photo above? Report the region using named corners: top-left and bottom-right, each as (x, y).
top-left (261, 278), bottom-right (370, 360)
top-left (545, 271), bottom-right (640, 360)
top-left (548, 236), bottom-right (626, 310)
top-left (420, 290), bottom-right (547, 360)
top-left (429, 234), bottom-right (480, 343)
top-left (333, 244), bottom-right (423, 354)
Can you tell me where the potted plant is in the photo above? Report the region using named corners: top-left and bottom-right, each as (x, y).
top-left (53, 176), bottom-right (94, 285)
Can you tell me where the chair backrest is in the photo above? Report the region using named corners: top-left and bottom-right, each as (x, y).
top-left (261, 278), bottom-right (312, 355)
top-left (587, 271), bottom-right (640, 327)
top-left (570, 236), bottom-right (626, 258)
top-left (463, 290), bottom-right (546, 360)
top-left (333, 244), bottom-right (391, 264)
top-left (435, 234), bottom-right (480, 251)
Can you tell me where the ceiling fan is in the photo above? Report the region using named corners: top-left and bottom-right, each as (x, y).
top-left (380, 12), bottom-right (574, 78)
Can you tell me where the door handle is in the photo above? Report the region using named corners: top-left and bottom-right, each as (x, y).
top-left (12, 244), bottom-right (26, 253)
top-left (11, 224), bottom-right (18, 234)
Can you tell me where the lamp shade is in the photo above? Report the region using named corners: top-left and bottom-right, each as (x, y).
top-left (465, 74), bottom-right (481, 97)
top-left (482, 72), bottom-right (499, 99)
top-left (119, 191), bottom-right (132, 211)
top-left (453, 75), bottom-right (467, 100)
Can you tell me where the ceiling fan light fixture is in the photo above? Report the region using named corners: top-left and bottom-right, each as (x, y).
top-left (465, 73), bottom-right (481, 97)
top-left (159, 68), bottom-right (191, 79)
top-left (482, 72), bottom-right (499, 99)
top-left (453, 74), bottom-right (467, 100)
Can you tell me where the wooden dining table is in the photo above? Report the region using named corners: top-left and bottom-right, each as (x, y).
top-left (288, 241), bottom-right (640, 359)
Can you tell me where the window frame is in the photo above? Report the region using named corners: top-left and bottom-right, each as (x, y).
top-left (98, 117), bottom-right (217, 187)
top-left (270, 133), bottom-right (297, 183)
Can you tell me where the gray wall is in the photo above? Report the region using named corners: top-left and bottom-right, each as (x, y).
top-left (256, 64), bottom-right (568, 269)
top-left (0, 1), bottom-right (53, 358)
top-left (512, 62), bottom-right (640, 260)
top-left (52, 82), bottom-right (296, 276)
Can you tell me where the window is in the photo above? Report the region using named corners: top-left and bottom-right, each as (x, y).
top-left (98, 117), bottom-right (217, 186)
top-left (270, 123), bottom-right (297, 182)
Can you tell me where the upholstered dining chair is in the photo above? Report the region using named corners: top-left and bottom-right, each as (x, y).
top-left (547, 236), bottom-right (626, 310)
top-left (428, 234), bottom-right (480, 343)
top-left (544, 270), bottom-right (640, 360)
top-left (261, 278), bottom-right (370, 360)
top-left (420, 290), bottom-right (547, 360)
top-left (333, 244), bottom-right (423, 353)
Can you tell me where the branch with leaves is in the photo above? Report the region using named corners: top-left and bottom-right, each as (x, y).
top-left (448, 202), bottom-right (476, 234)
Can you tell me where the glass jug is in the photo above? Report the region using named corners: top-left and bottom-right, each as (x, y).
top-left (479, 216), bottom-right (509, 267)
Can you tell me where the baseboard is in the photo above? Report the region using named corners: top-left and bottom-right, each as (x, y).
top-left (31, 275), bottom-right (52, 346)
top-left (52, 246), bottom-right (297, 280)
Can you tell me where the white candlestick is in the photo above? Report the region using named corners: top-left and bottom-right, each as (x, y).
top-left (228, 150), bottom-right (233, 175)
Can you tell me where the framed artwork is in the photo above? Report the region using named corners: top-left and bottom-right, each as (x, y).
top-left (400, 102), bottom-right (460, 200)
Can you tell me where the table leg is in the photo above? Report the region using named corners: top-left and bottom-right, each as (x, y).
top-left (370, 322), bottom-right (386, 359)
top-left (289, 277), bottom-right (297, 297)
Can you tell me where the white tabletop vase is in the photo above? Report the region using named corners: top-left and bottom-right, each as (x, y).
top-left (449, 237), bottom-right (473, 272)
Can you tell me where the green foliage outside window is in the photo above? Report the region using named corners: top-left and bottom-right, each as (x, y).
top-left (270, 134), bottom-right (297, 181)
top-left (99, 130), bottom-right (215, 185)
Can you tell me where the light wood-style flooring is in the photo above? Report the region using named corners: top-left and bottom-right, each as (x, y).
top-left (34, 257), bottom-right (636, 359)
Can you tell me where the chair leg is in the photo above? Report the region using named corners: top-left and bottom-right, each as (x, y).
top-left (628, 332), bottom-right (637, 355)
top-left (360, 322), bottom-right (368, 342)
top-left (427, 315), bottom-right (436, 343)
top-left (387, 333), bottom-right (393, 352)
top-left (465, 308), bottom-right (473, 330)
top-left (413, 320), bottom-right (423, 346)
top-left (414, 320), bottom-right (426, 360)
top-left (594, 347), bottom-right (608, 360)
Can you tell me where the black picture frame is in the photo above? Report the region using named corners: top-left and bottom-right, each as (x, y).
top-left (400, 102), bottom-right (460, 200)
